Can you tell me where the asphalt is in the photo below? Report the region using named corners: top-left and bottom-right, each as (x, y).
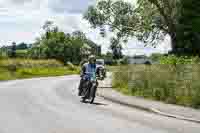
top-left (0, 75), bottom-right (200, 133)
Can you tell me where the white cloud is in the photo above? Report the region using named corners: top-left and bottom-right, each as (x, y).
top-left (48, 0), bottom-right (94, 13)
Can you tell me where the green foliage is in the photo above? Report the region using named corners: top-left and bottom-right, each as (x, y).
top-left (84, 0), bottom-right (200, 56)
top-left (16, 42), bottom-right (29, 50)
top-left (84, 0), bottom-right (181, 49)
top-left (112, 64), bottom-right (200, 108)
top-left (110, 38), bottom-right (123, 59)
top-left (159, 55), bottom-right (200, 64)
top-left (177, 0), bottom-right (200, 55)
top-left (150, 53), bottom-right (164, 62)
top-left (84, 0), bottom-right (137, 52)
top-left (84, 0), bottom-right (137, 39)
top-left (9, 42), bottom-right (17, 58)
top-left (28, 21), bottom-right (101, 64)
top-left (100, 52), bottom-right (118, 65)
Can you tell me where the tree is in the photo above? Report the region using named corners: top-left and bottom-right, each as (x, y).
top-left (84, 0), bottom-right (182, 54)
top-left (42, 20), bottom-right (58, 39)
top-left (72, 31), bottom-right (87, 40)
top-left (84, 0), bottom-right (137, 43)
top-left (103, 52), bottom-right (117, 65)
top-left (29, 22), bottom-right (100, 64)
top-left (177, 0), bottom-right (200, 55)
top-left (0, 46), bottom-right (6, 58)
top-left (16, 42), bottom-right (28, 50)
top-left (110, 37), bottom-right (123, 59)
top-left (72, 30), bottom-right (102, 56)
top-left (96, 46), bottom-right (102, 56)
top-left (137, 0), bottom-right (181, 49)
top-left (9, 42), bottom-right (17, 58)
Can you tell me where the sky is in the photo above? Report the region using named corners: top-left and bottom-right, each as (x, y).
top-left (0, 0), bottom-right (171, 56)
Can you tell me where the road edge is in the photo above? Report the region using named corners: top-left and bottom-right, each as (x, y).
top-left (97, 90), bottom-right (200, 124)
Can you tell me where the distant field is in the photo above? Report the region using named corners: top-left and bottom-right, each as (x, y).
top-left (106, 65), bottom-right (120, 72)
top-left (0, 59), bottom-right (80, 81)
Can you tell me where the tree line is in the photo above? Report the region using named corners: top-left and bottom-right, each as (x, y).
top-left (0, 21), bottom-right (102, 65)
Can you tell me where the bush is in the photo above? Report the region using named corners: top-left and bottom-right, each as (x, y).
top-left (159, 55), bottom-right (200, 64)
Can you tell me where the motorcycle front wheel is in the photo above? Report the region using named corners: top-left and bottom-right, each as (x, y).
top-left (81, 97), bottom-right (86, 103)
top-left (89, 85), bottom-right (97, 104)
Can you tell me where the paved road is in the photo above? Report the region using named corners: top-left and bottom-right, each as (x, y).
top-left (0, 76), bottom-right (199, 133)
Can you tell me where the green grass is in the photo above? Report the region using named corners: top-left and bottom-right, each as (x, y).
top-left (106, 65), bottom-right (121, 72)
top-left (112, 65), bottom-right (200, 109)
top-left (16, 67), bottom-right (79, 78)
top-left (0, 59), bottom-right (80, 81)
top-left (0, 59), bottom-right (63, 68)
top-left (0, 67), bottom-right (79, 80)
top-left (0, 67), bottom-right (14, 80)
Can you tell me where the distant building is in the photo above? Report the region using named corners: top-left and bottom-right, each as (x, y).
top-left (128, 55), bottom-right (153, 64)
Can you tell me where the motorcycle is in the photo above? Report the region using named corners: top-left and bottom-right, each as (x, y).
top-left (80, 72), bottom-right (99, 104)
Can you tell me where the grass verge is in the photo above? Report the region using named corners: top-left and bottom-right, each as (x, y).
top-left (112, 65), bottom-right (200, 109)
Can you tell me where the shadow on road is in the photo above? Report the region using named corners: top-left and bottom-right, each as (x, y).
top-left (81, 101), bottom-right (108, 106)
top-left (93, 102), bottom-right (108, 106)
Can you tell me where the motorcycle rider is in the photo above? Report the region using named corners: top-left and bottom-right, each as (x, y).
top-left (78, 55), bottom-right (98, 96)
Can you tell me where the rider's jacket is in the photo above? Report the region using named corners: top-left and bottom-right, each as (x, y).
top-left (81, 63), bottom-right (96, 80)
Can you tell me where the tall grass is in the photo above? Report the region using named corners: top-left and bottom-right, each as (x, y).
top-left (112, 65), bottom-right (200, 108)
